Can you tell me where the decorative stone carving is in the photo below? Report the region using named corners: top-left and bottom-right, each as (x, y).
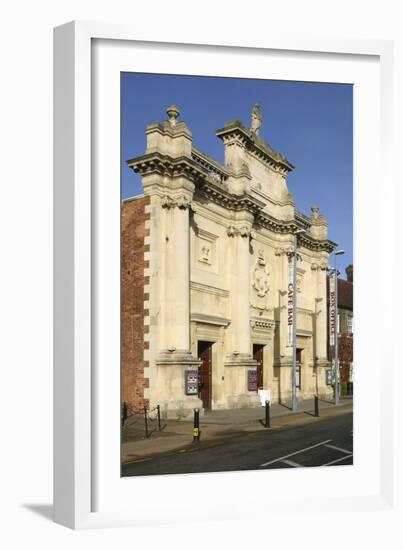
top-left (251, 250), bottom-right (271, 312)
top-left (227, 225), bottom-right (237, 237)
top-left (176, 196), bottom-right (191, 209)
top-left (252, 250), bottom-right (270, 298)
top-left (239, 225), bottom-right (251, 238)
top-left (227, 224), bottom-right (253, 238)
top-left (161, 194), bottom-right (192, 210)
top-left (206, 171), bottom-right (222, 184)
top-left (311, 261), bottom-right (328, 271)
top-left (199, 244), bottom-right (211, 264)
top-left (160, 195), bottom-right (172, 208)
top-left (274, 245), bottom-right (293, 256)
top-left (250, 319), bottom-right (275, 330)
top-left (311, 204), bottom-right (319, 219)
top-left (251, 103), bottom-right (263, 136)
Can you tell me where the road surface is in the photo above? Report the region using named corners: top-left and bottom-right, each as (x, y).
top-left (122, 411), bottom-right (353, 477)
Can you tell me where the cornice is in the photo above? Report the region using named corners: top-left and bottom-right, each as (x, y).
top-left (296, 329), bottom-right (313, 337)
top-left (190, 281), bottom-right (229, 297)
top-left (294, 210), bottom-right (312, 230)
top-left (215, 120), bottom-right (294, 174)
top-left (298, 233), bottom-right (337, 253)
top-left (191, 147), bottom-right (230, 179)
top-left (255, 212), bottom-right (298, 235)
top-left (127, 152), bottom-right (204, 180)
top-left (127, 152), bottom-right (337, 254)
top-left (200, 178), bottom-right (265, 215)
top-left (190, 313), bottom-right (231, 327)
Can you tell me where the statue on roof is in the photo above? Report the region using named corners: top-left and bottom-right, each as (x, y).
top-left (251, 103), bottom-right (263, 136)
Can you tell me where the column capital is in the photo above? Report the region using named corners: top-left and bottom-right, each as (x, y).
top-left (161, 193), bottom-right (193, 210)
top-left (227, 223), bottom-right (255, 238)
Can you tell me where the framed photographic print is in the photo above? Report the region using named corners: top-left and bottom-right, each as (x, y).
top-left (120, 73), bottom-right (353, 476)
top-left (54, 21), bottom-right (396, 530)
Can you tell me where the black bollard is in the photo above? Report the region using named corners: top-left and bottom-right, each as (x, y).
top-left (314, 395), bottom-right (319, 417)
top-left (157, 404), bottom-right (161, 431)
top-left (265, 400), bottom-right (271, 428)
top-left (121, 401), bottom-right (128, 428)
top-left (144, 406), bottom-right (149, 438)
top-left (193, 408), bottom-right (200, 443)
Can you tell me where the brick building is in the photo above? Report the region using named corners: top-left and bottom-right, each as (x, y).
top-left (327, 264), bottom-right (353, 392)
top-left (337, 265), bottom-right (354, 388)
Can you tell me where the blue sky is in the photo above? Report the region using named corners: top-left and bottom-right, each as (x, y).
top-left (121, 73), bottom-right (353, 276)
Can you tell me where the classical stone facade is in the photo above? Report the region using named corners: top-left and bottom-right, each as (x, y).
top-left (122, 105), bottom-right (337, 418)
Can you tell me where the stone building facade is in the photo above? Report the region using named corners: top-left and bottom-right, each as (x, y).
top-left (122, 105), bottom-right (336, 418)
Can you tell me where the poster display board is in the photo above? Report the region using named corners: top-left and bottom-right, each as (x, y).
top-left (184, 370), bottom-right (198, 395)
top-left (248, 370), bottom-right (257, 391)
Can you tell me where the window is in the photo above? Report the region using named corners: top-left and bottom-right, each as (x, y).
top-left (347, 315), bottom-right (353, 334)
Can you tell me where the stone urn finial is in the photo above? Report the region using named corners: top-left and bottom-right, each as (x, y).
top-left (311, 204), bottom-right (319, 219)
top-left (166, 105), bottom-right (180, 127)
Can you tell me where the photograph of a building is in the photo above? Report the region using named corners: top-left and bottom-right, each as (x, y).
top-left (120, 74), bottom-right (353, 475)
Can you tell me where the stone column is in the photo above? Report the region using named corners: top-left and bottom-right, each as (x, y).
top-left (153, 187), bottom-right (202, 418)
top-left (162, 190), bottom-right (192, 352)
top-left (130, 106), bottom-right (202, 418)
top-left (229, 222), bottom-right (252, 354)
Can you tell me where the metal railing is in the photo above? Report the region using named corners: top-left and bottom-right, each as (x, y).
top-left (144, 404), bottom-right (165, 438)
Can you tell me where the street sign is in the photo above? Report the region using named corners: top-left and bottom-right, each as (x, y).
top-left (258, 388), bottom-right (271, 406)
top-left (185, 370), bottom-right (198, 395)
top-left (329, 271), bottom-right (336, 348)
top-left (287, 253), bottom-right (294, 347)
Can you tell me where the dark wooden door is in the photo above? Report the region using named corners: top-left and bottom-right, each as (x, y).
top-left (253, 344), bottom-right (264, 390)
top-left (198, 341), bottom-right (213, 409)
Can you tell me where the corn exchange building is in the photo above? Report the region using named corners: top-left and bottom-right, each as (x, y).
top-left (122, 105), bottom-right (337, 418)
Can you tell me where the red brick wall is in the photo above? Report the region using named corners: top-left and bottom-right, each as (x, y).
top-left (121, 196), bottom-right (150, 415)
top-left (339, 333), bottom-right (353, 363)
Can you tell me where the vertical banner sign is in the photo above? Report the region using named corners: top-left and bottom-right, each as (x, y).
top-left (287, 254), bottom-right (294, 347)
top-left (329, 271), bottom-right (336, 350)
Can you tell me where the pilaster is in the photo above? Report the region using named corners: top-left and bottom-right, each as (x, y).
top-left (129, 106), bottom-right (202, 417)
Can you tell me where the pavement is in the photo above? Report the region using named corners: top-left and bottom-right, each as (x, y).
top-left (122, 395), bottom-right (353, 464)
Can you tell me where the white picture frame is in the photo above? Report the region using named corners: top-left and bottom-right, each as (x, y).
top-left (54, 21), bottom-right (398, 530)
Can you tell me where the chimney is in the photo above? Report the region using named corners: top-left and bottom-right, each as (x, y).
top-left (346, 264), bottom-right (353, 283)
